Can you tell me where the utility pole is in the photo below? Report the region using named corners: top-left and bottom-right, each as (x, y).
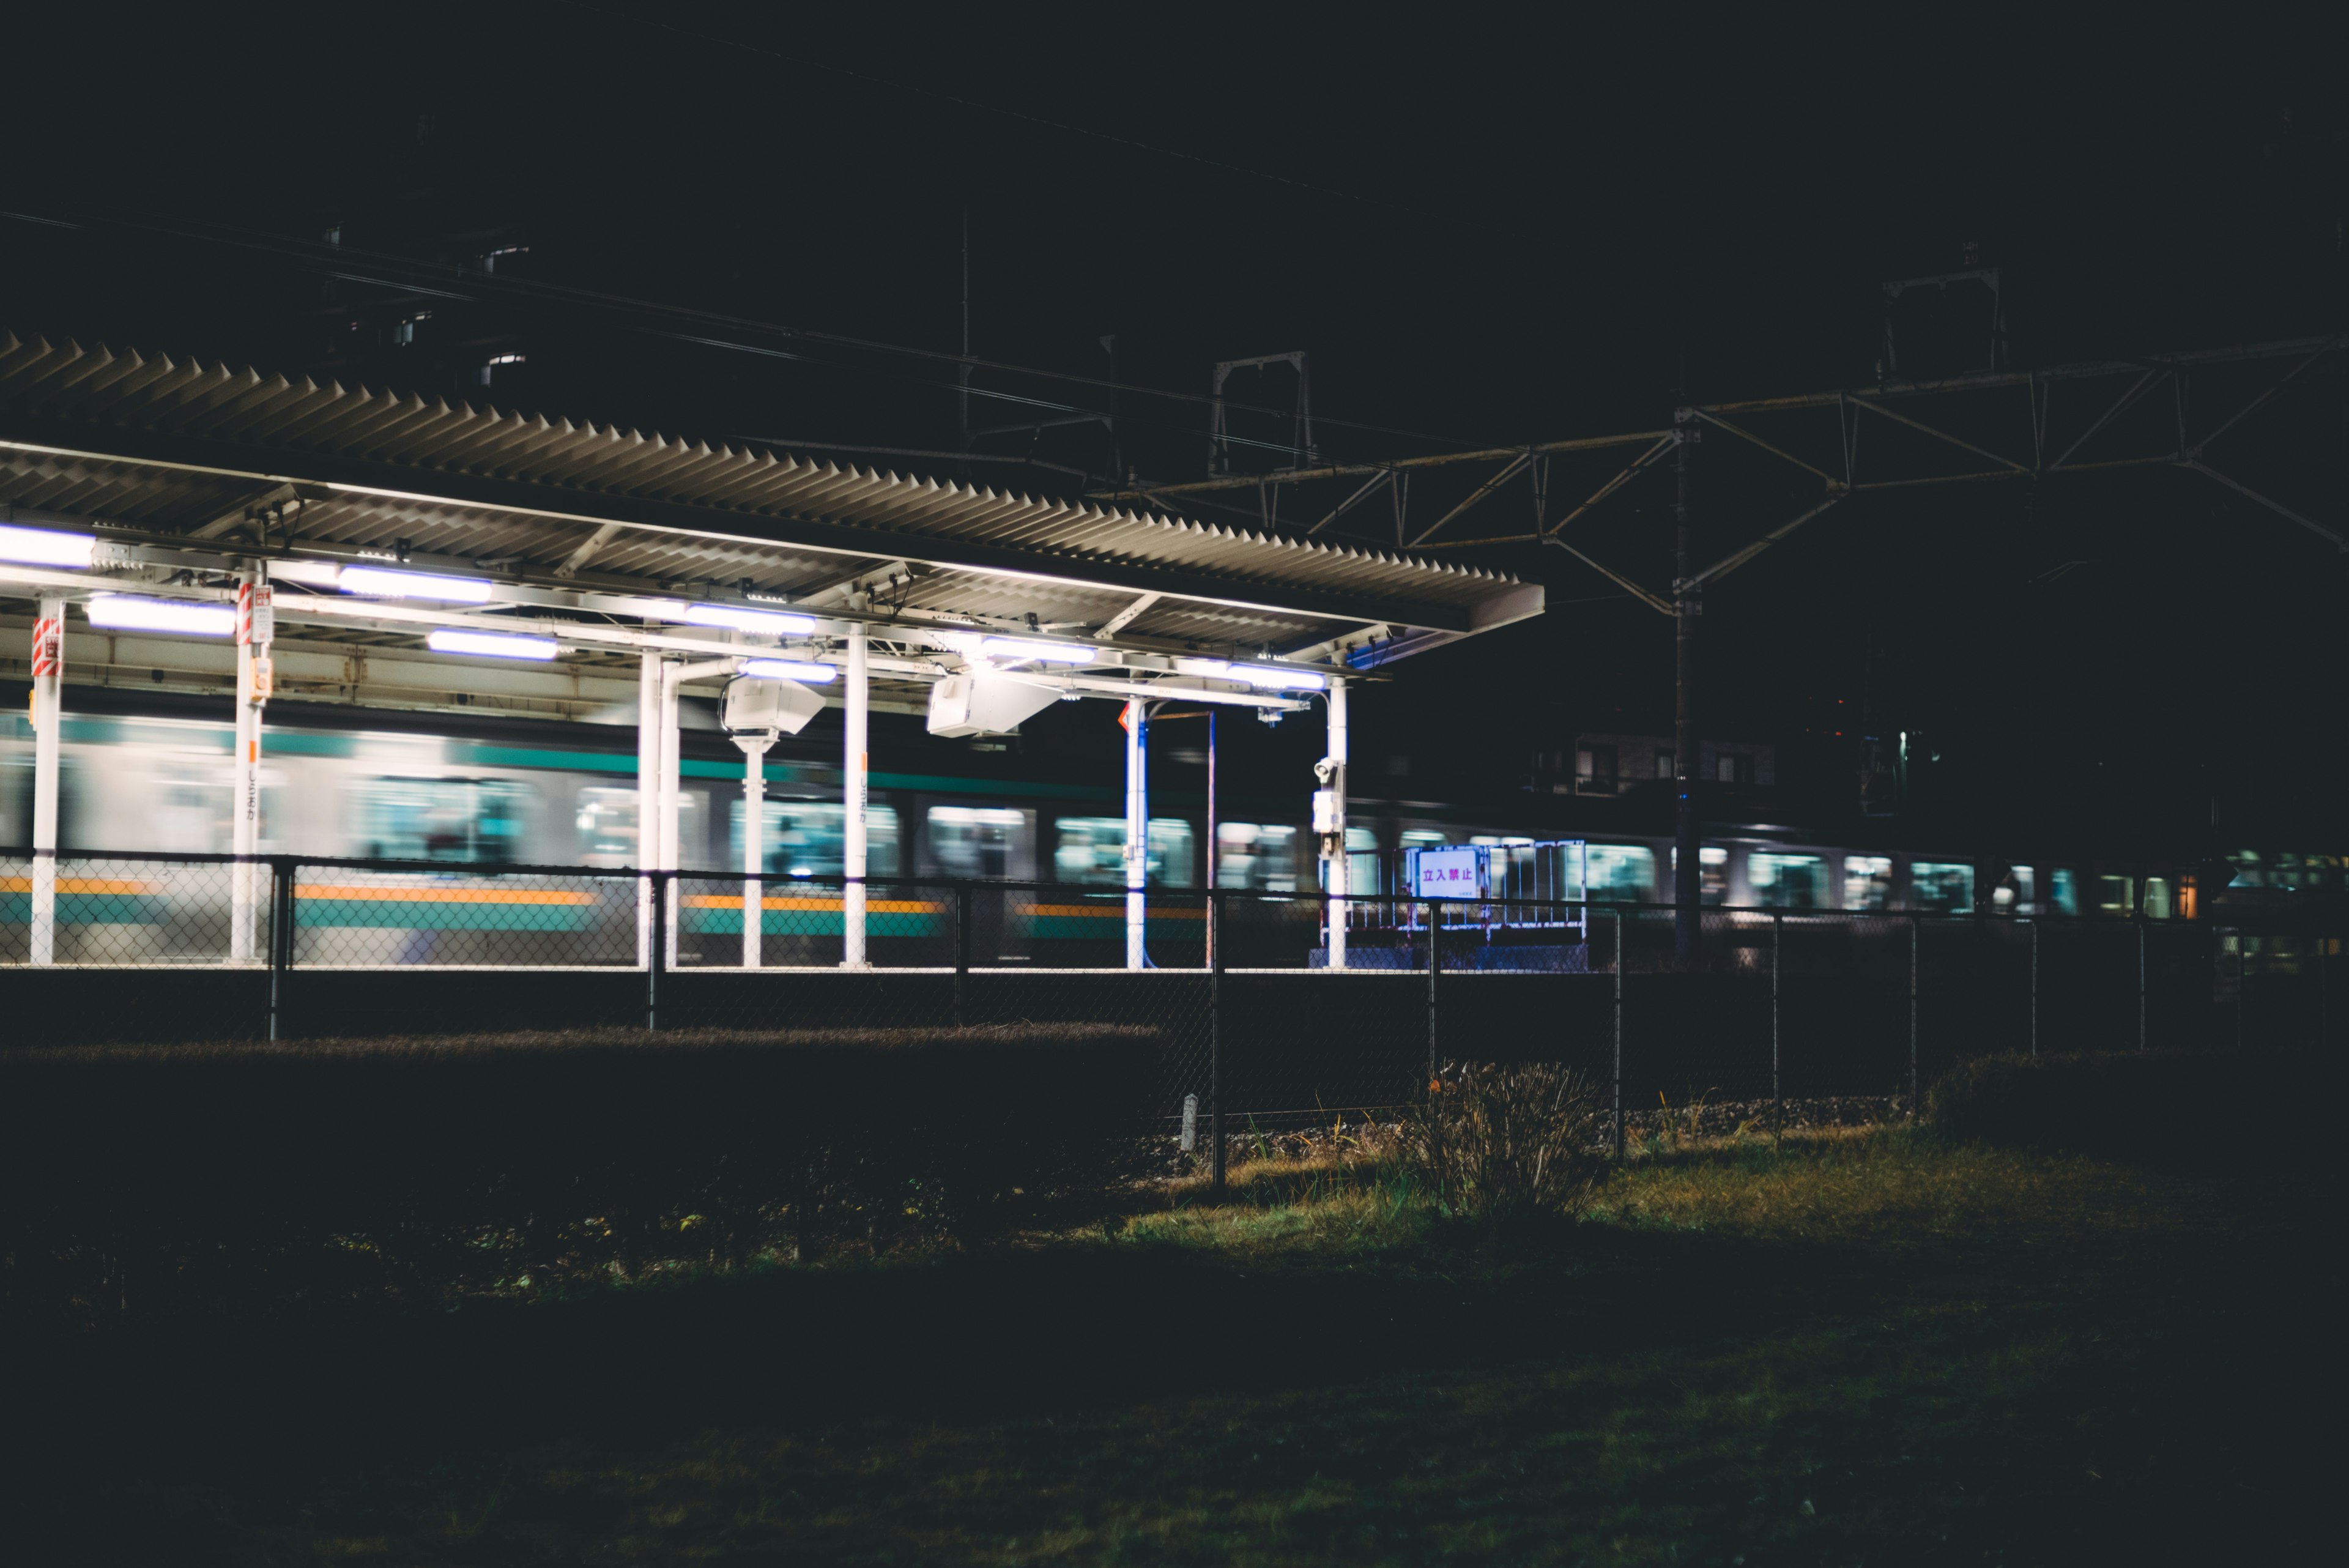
top-left (1672, 407), bottom-right (1701, 964)
top-left (957, 206), bottom-right (971, 453)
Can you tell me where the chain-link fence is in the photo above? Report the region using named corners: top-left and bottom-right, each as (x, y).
top-left (1, 850), bottom-right (2336, 1138)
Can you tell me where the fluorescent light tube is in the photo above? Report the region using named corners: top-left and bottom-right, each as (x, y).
top-left (85, 594), bottom-right (237, 636)
top-left (340, 566), bottom-right (495, 602)
top-left (979, 636), bottom-right (1098, 664)
top-left (684, 603), bottom-right (816, 635)
top-left (264, 559), bottom-right (344, 588)
top-left (1231, 663), bottom-right (1327, 690)
top-left (427, 628), bottom-right (558, 660)
top-left (740, 658), bottom-right (838, 684)
top-left (0, 524), bottom-right (97, 568)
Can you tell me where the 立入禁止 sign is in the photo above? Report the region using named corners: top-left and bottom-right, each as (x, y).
top-left (1414, 846), bottom-right (1482, 899)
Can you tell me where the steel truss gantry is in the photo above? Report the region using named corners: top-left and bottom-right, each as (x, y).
top-left (1102, 331), bottom-right (2349, 960)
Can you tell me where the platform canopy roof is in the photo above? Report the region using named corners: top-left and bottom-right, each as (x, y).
top-left (0, 333), bottom-right (1540, 718)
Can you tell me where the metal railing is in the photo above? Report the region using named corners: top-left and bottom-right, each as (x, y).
top-left (1, 849), bottom-right (2334, 1140)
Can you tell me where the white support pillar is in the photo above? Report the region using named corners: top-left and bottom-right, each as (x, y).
top-left (231, 570), bottom-right (270, 963)
top-left (28, 597), bottom-right (64, 967)
top-left (1325, 678), bottom-right (1349, 970)
top-left (636, 652), bottom-right (661, 968)
top-left (735, 732), bottom-right (776, 968)
top-left (1124, 698), bottom-right (1147, 970)
top-left (842, 627), bottom-right (869, 968)
top-left (659, 659), bottom-right (685, 967)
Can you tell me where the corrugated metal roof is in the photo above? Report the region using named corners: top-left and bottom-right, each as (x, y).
top-left (0, 333), bottom-right (1540, 652)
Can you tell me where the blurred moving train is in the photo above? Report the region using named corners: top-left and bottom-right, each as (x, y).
top-left (2, 699), bottom-right (2337, 928)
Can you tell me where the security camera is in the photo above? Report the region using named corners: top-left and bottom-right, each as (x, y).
top-left (1313, 756), bottom-right (1337, 784)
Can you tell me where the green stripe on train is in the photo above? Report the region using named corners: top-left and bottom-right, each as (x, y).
top-left (0, 894), bottom-right (166, 925)
top-left (681, 910), bottom-right (945, 937)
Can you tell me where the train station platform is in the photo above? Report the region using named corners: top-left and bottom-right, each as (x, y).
top-left (0, 331), bottom-right (1542, 970)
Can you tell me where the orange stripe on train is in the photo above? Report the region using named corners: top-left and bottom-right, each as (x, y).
top-left (294, 885), bottom-right (598, 906)
top-left (681, 896), bottom-right (941, 913)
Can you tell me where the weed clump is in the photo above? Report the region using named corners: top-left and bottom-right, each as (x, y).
top-left (1924, 1049), bottom-right (2266, 1170)
top-left (1403, 1060), bottom-right (1609, 1227)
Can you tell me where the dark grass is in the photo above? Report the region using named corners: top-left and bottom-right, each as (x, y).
top-left (0, 1024), bottom-right (1159, 1328)
top-left (1924, 1046), bottom-right (2337, 1170)
top-left (4, 1115), bottom-right (2330, 1564)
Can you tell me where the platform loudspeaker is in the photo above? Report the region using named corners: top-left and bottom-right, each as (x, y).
top-left (926, 671), bottom-right (1060, 737)
top-left (721, 675), bottom-right (827, 735)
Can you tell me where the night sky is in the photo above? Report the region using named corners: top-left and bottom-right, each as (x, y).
top-left (6, 6), bottom-right (2343, 847)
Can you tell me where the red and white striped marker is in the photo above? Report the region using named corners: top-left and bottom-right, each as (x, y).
top-left (236, 582), bottom-right (274, 647)
top-left (30, 615), bottom-right (61, 679)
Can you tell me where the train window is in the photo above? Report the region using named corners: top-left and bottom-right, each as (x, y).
top-left (2050, 868), bottom-right (2080, 915)
top-left (1216, 822), bottom-right (1299, 891)
top-left (1673, 844), bottom-right (1729, 904)
top-left (1347, 827), bottom-right (1379, 896)
top-left (2098, 875), bottom-right (2134, 915)
top-left (927, 806), bottom-right (1028, 879)
top-left (1749, 852), bottom-right (1826, 908)
top-left (1587, 844), bottom-right (1655, 903)
top-left (574, 787), bottom-right (703, 869)
top-left (1051, 817), bottom-right (1195, 886)
top-left (351, 777), bottom-right (533, 863)
top-left (154, 765), bottom-right (233, 852)
top-left (1842, 855), bottom-right (1892, 910)
top-left (1654, 749), bottom-right (1674, 779)
top-left (576, 787), bottom-right (637, 863)
top-left (1316, 826), bottom-right (1378, 896)
top-left (1911, 861), bottom-right (1973, 913)
top-left (728, 800), bottom-right (901, 879)
top-left (2143, 877), bottom-right (2173, 919)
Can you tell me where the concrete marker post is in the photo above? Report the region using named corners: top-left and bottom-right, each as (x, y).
top-left (29, 596), bottom-right (64, 967)
top-left (842, 628), bottom-right (869, 968)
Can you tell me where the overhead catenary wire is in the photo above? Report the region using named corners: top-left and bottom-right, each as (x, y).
top-left (0, 207), bottom-right (1478, 453)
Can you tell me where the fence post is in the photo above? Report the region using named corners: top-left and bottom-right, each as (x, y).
top-left (2235, 927), bottom-right (2246, 1050)
top-left (952, 879), bottom-right (971, 1028)
top-left (2137, 915), bottom-right (2147, 1051)
top-left (1612, 909), bottom-right (1625, 1157)
top-left (1209, 887), bottom-right (1226, 1196)
top-left (2028, 917), bottom-right (2039, 1061)
top-left (1425, 899), bottom-right (1440, 1086)
top-left (1908, 913), bottom-right (1920, 1118)
top-left (647, 871), bottom-right (667, 1032)
top-left (266, 856), bottom-right (295, 1041)
top-left (1771, 911), bottom-right (1782, 1145)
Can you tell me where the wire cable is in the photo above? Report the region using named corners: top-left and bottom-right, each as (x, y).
top-left (0, 206), bottom-right (1480, 450)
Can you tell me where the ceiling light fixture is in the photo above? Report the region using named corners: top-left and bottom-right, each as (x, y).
top-left (0, 524), bottom-right (97, 569)
top-left (340, 566), bottom-right (495, 602)
top-left (427, 628), bottom-right (558, 660)
top-left (684, 603), bottom-right (817, 636)
top-left (1230, 663), bottom-right (1328, 691)
top-left (85, 594), bottom-right (237, 636)
top-left (978, 636), bottom-right (1098, 664)
top-left (739, 658), bottom-right (838, 684)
